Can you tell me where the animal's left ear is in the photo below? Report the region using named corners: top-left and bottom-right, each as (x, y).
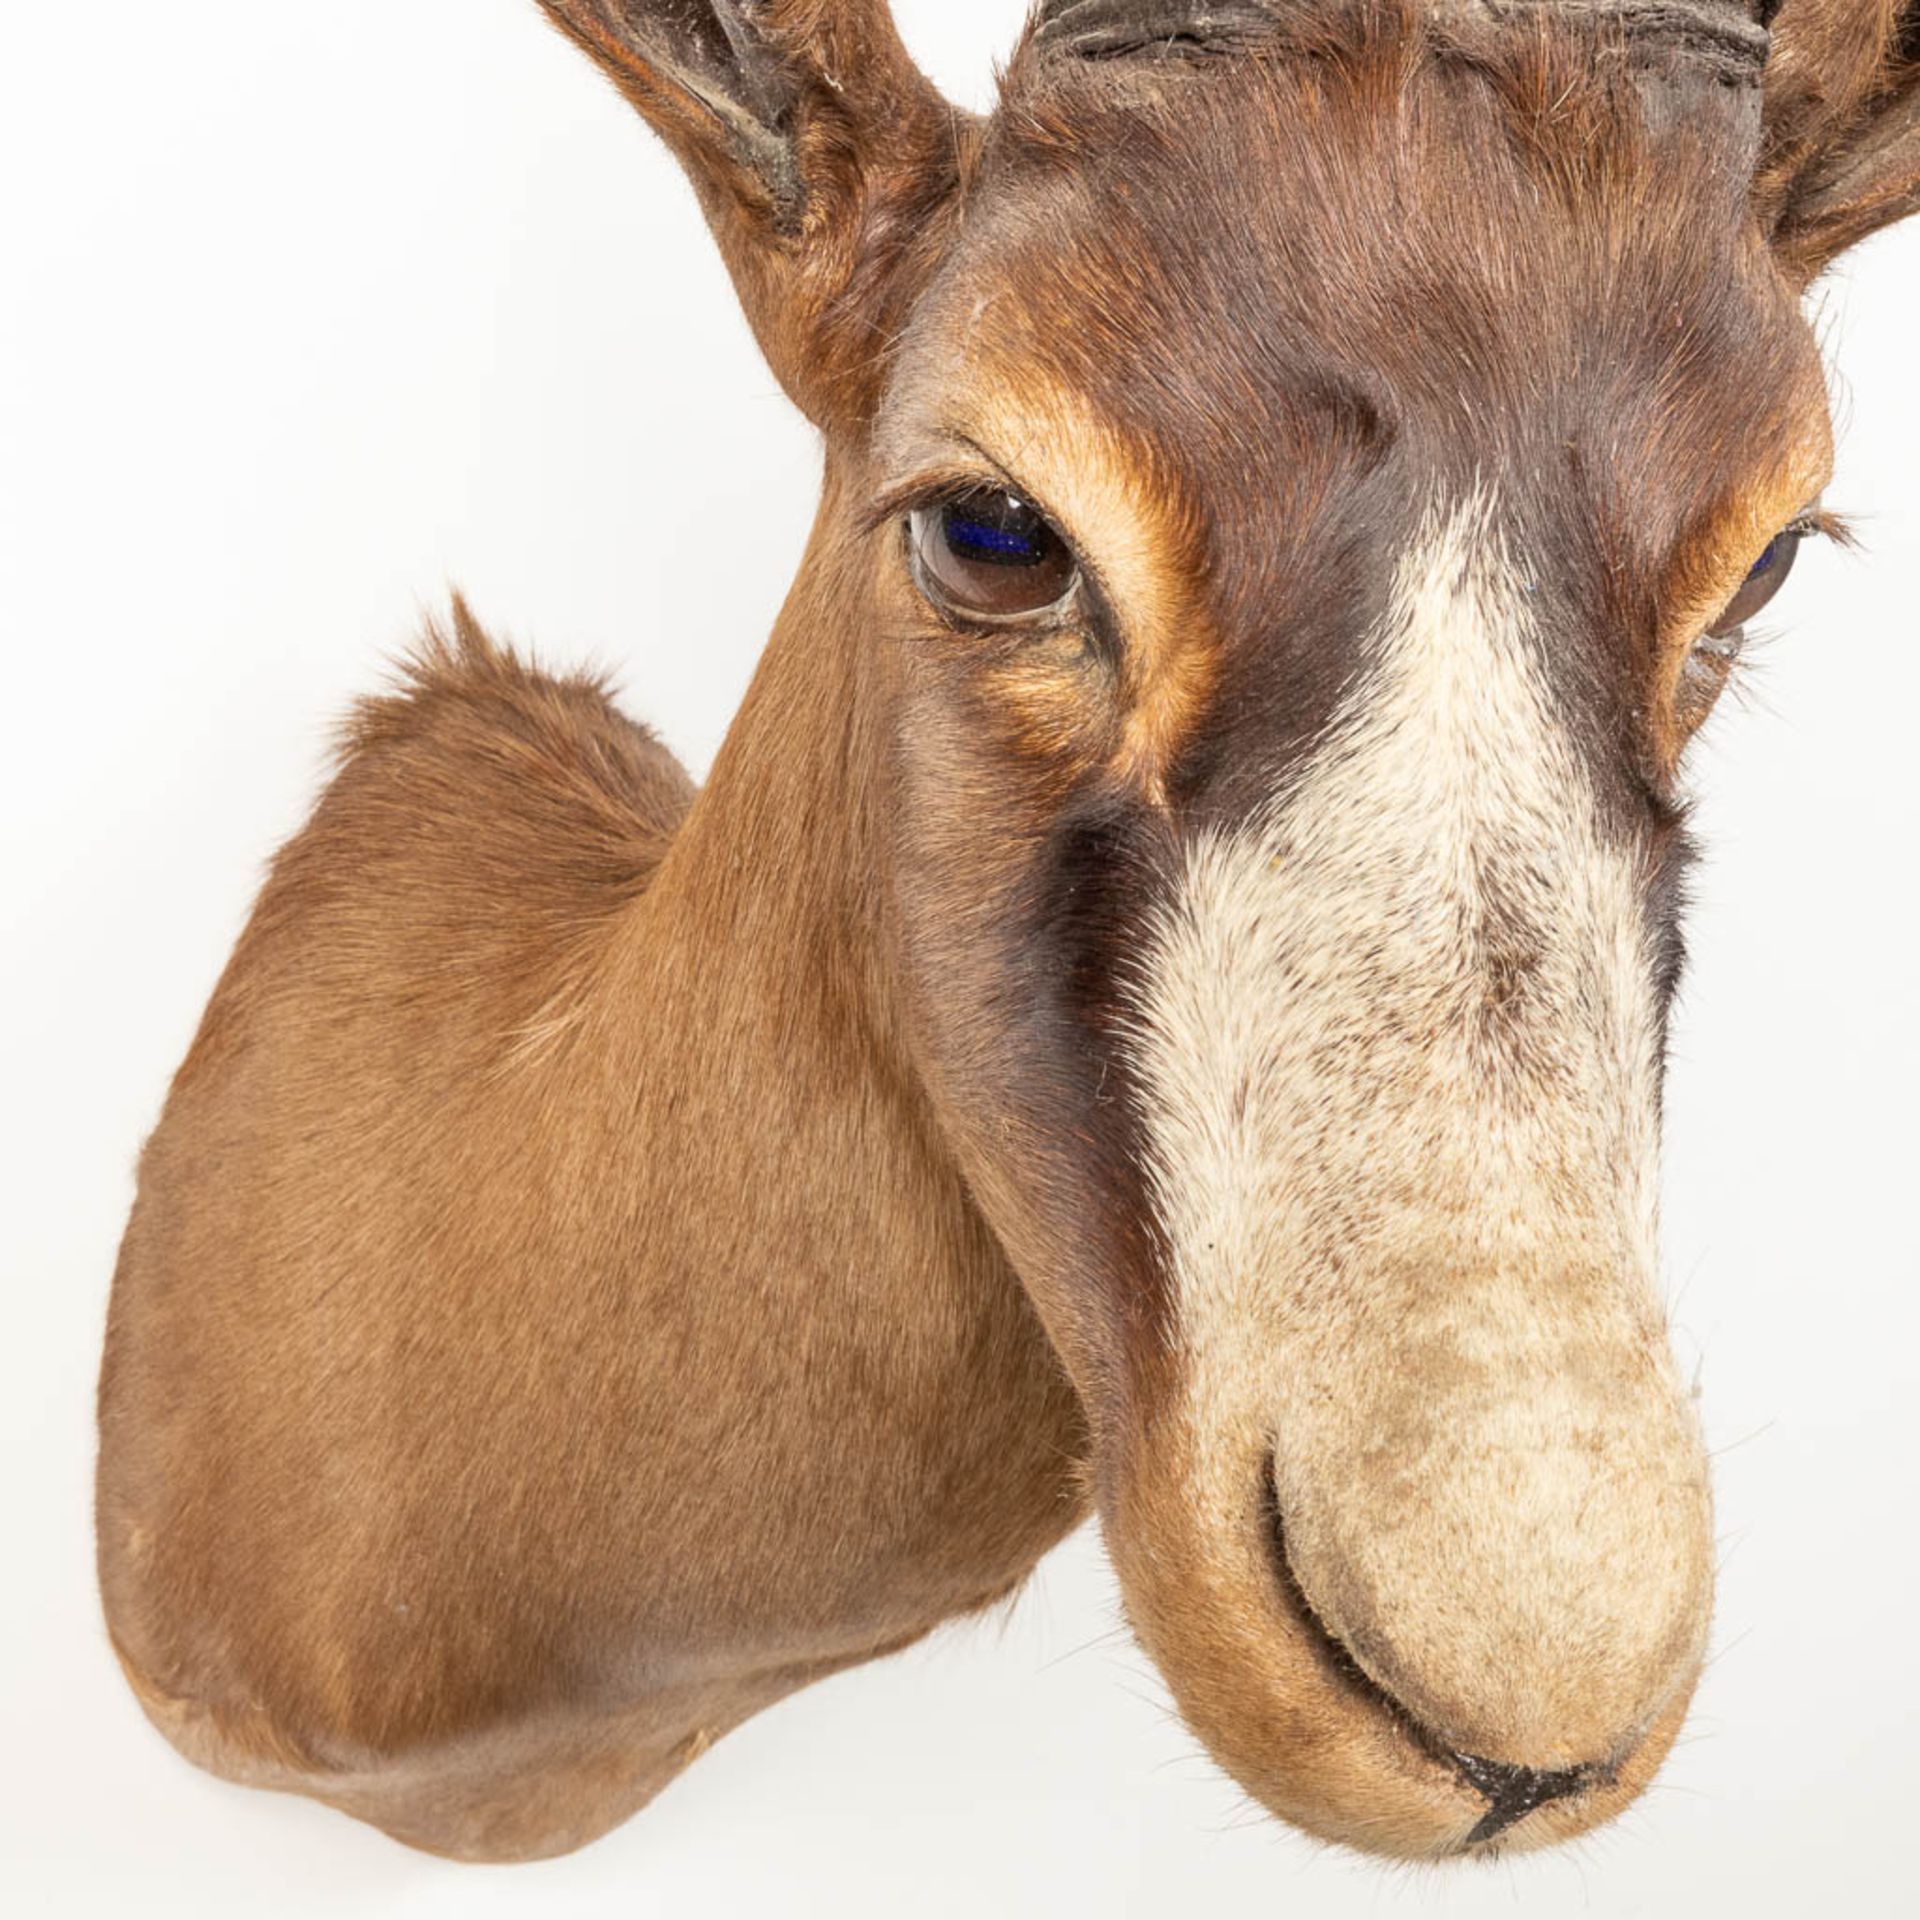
top-left (1759, 1), bottom-right (1920, 281)
top-left (537, 2), bottom-right (963, 428)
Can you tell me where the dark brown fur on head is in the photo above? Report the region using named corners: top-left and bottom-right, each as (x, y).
top-left (873, 0), bottom-right (1829, 1347)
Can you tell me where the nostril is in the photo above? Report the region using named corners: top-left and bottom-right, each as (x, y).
top-left (1452, 1752), bottom-right (1602, 1848)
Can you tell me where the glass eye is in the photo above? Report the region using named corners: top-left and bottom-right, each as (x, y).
top-left (908, 491), bottom-right (1080, 623)
top-left (1707, 527), bottom-right (1805, 640)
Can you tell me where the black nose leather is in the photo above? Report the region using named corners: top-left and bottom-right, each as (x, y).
top-left (1452, 1753), bottom-right (1598, 1847)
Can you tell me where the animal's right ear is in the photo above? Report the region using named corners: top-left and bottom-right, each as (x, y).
top-left (1759, 1), bottom-right (1920, 282)
top-left (537, 2), bottom-right (964, 427)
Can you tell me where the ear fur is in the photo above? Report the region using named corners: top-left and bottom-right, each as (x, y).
top-left (537, 1), bottom-right (964, 426)
top-left (1760, 0), bottom-right (1920, 279)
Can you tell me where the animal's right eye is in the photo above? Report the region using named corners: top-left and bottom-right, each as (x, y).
top-left (907, 491), bottom-right (1081, 625)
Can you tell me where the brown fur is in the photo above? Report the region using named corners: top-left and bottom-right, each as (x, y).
top-left (97, 0), bottom-right (1920, 1867)
top-left (98, 585), bottom-right (1085, 1860)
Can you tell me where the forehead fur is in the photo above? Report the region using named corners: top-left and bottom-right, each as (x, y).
top-left (905, 4), bottom-right (1825, 541)
top-left (874, 3), bottom-right (1830, 805)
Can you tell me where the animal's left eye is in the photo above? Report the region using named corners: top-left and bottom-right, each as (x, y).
top-left (1707, 526), bottom-right (1807, 640)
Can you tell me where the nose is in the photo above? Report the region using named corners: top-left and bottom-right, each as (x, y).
top-left (1452, 1753), bottom-right (1603, 1848)
top-left (1266, 1273), bottom-right (1715, 1776)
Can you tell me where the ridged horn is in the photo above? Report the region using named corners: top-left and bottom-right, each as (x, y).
top-left (1034, 0), bottom-right (1775, 73)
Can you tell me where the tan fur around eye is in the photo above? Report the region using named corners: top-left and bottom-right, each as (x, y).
top-left (880, 369), bottom-right (1219, 802)
top-left (1651, 429), bottom-right (1834, 769)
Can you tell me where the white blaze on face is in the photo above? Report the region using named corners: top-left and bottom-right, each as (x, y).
top-left (1128, 495), bottom-right (1701, 1764)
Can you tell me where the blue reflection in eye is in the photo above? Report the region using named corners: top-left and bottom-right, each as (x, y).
top-left (1708, 524), bottom-right (1809, 639)
top-left (945, 514), bottom-right (1041, 565)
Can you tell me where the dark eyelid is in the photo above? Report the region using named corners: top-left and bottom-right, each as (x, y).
top-left (861, 471), bottom-right (972, 537)
top-left (863, 435), bottom-right (1074, 539)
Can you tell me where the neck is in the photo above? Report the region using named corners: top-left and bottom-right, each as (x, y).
top-left (586, 458), bottom-right (1084, 1655)
top-left (634, 462), bottom-right (906, 1087)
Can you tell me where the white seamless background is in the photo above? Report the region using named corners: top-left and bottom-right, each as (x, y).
top-left (2, 5), bottom-right (1914, 1916)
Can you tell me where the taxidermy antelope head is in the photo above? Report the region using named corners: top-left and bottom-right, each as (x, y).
top-left (97, 0), bottom-right (1920, 1871)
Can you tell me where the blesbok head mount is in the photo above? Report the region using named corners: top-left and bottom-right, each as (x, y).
top-left (96, 0), bottom-right (1920, 1874)
top-left (549, 0), bottom-right (1916, 1844)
